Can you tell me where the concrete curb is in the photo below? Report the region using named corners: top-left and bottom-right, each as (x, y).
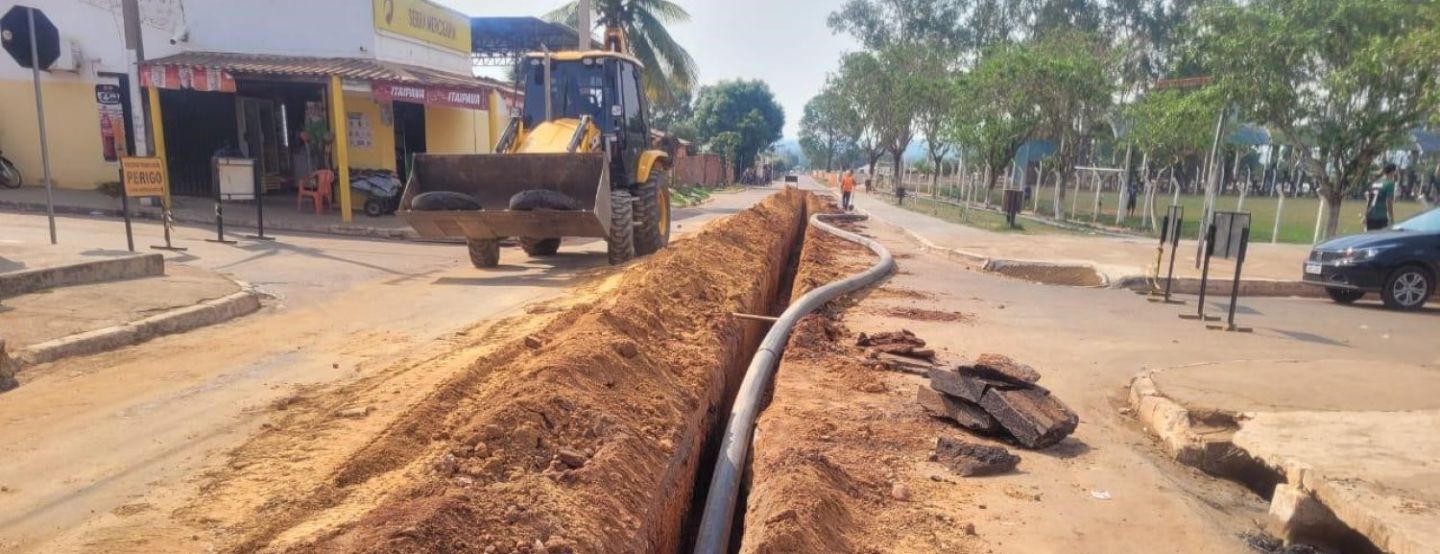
top-left (0, 252), bottom-right (165, 299)
top-left (862, 206), bottom-right (1318, 297)
top-left (1126, 371), bottom-right (1232, 467)
top-left (0, 198), bottom-right (421, 241)
top-left (13, 280), bottom-right (263, 368)
top-left (1126, 370), bottom-right (1429, 554)
top-left (1111, 274), bottom-right (1323, 298)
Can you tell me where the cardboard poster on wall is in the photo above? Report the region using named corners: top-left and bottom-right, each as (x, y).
top-left (95, 84), bottom-right (127, 162)
top-left (347, 112), bottom-right (372, 148)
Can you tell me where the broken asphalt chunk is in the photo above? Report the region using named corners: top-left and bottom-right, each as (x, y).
top-left (934, 436), bottom-right (1020, 477)
top-left (917, 386), bottom-right (998, 433)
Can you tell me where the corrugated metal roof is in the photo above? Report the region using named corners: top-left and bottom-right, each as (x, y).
top-left (144, 51), bottom-right (507, 91)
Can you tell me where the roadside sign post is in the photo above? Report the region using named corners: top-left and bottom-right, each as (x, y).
top-left (1147, 205), bottom-right (1185, 305)
top-left (119, 157), bottom-right (168, 253)
top-left (1180, 220), bottom-right (1221, 322)
top-left (1206, 212), bottom-right (1254, 333)
top-left (119, 167), bottom-right (133, 251)
top-left (2, 6), bottom-right (61, 244)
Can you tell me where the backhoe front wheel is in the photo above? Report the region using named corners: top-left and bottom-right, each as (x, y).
top-left (467, 239), bottom-right (501, 268)
top-left (634, 171), bottom-right (672, 256)
top-left (607, 190), bottom-right (635, 265)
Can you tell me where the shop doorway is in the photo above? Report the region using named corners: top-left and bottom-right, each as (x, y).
top-left (393, 101), bottom-right (426, 181)
top-left (237, 96), bottom-right (286, 192)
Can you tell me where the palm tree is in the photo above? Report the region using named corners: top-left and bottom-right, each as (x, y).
top-left (545, 0), bottom-right (698, 110)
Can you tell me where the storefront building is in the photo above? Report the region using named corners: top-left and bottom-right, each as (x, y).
top-left (0, 0), bottom-right (514, 222)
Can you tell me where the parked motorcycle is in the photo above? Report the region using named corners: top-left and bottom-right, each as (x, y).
top-left (0, 150), bottom-right (21, 189)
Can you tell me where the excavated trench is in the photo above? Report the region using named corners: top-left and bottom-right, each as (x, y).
top-left (209, 190), bottom-right (822, 554)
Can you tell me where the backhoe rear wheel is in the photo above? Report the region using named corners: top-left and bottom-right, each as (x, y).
top-left (633, 170), bottom-right (672, 256)
top-left (520, 238), bottom-right (562, 256)
top-left (467, 239), bottom-right (501, 268)
top-left (607, 190), bottom-right (635, 265)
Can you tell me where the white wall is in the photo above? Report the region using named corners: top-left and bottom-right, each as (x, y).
top-left (0, 1), bottom-right (474, 81)
top-left (374, 32), bottom-right (470, 75)
top-left (0, 0), bottom-right (183, 82)
top-left (181, 0), bottom-right (375, 58)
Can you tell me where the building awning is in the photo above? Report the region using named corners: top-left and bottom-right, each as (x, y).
top-left (142, 51), bottom-right (517, 108)
top-left (470, 16), bottom-right (599, 65)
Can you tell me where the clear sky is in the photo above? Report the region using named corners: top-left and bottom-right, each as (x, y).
top-left (439, 0), bottom-right (855, 138)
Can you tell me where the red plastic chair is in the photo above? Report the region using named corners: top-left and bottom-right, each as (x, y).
top-left (297, 169), bottom-right (335, 214)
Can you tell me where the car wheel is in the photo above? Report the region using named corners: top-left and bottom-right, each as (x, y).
top-left (1381, 266), bottom-right (1431, 310)
top-left (1324, 288), bottom-right (1365, 304)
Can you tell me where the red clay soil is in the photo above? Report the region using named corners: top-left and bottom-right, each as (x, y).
top-left (739, 212), bottom-right (984, 554)
top-left (193, 190), bottom-right (811, 554)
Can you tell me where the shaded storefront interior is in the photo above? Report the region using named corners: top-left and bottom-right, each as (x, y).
top-left (141, 52), bottom-right (512, 221)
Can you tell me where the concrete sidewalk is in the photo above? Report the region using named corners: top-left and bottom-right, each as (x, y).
top-left (0, 186), bottom-right (418, 241)
top-left (0, 242), bottom-right (163, 298)
top-left (838, 182), bottom-right (1316, 296)
top-left (1130, 360), bottom-right (1440, 554)
top-left (0, 243), bottom-right (261, 373)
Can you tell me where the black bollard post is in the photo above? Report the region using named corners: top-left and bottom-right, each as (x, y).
top-left (1181, 222), bottom-right (1219, 321)
top-left (1209, 226), bottom-right (1254, 332)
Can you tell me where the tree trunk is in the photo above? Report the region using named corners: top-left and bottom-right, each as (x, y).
top-left (984, 169), bottom-right (998, 208)
top-left (1323, 189), bottom-right (1343, 239)
top-left (892, 150), bottom-right (905, 200)
top-left (931, 154), bottom-right (943, 197)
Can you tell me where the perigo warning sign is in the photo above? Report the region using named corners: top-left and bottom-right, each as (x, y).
top-left (121, 157), bottom-right (167, 197)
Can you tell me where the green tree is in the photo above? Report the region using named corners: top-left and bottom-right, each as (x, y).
top-left (692, 80), bottom-right (786, 173)
top-left (1128, 88), bottom-right (1223, 176)
top-left (799, 84), bottom-right (861, 171)
top-left (827, 0), bottom-right (970, 51)
top-left (837, 46), bottom-right (924, 188)
top-left (1029, 30), bottom-right (1115, 220)
top-left (708, 131), bottom-right (742, 179)
top-left (913, 43), bottom-right (961, 192)
top-left (546, 0), bottom-right (698, 109)
top-left (1189, 0), bottom-right (1440, 238)
top-left (946, 41), bottom-right (1045, 205)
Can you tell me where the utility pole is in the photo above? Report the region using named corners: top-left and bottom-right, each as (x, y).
top-left (121, 0), bottom-right (149, 157)
top-left (578, 0), bottom-right (592, 49)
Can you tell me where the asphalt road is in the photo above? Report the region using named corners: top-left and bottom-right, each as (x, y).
top-left (0, 186), bottom-right (778, 553)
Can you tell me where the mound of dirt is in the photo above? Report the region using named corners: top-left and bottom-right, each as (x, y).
top-left (196, 190), bottom-right (812, 553)
top-left (742, 205), bottom-right (983, 553)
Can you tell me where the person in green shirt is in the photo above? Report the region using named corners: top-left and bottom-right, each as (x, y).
top-left (1364, 163), bottom-right (1397, 231)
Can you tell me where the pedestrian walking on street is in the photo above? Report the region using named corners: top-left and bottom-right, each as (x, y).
top-left (1364, 163), bottom-right (1398, 231)
top-left (841, 170), bottom-right (857, 211)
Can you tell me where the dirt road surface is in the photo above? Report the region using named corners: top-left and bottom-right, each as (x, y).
top-left (741, 200), bottom-right (1437, 553)
top-left (0, 188), bottom-right (774, 553)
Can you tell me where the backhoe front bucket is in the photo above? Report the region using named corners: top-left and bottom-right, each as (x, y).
top-left (399, 153), bottom-right (612, 240)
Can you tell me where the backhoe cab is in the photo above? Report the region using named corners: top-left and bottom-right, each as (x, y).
top-left (399, 47), bottom-right (671, 268)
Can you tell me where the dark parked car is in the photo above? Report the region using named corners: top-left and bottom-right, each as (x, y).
top-left (1303, 207), bottom-right (1440, 310)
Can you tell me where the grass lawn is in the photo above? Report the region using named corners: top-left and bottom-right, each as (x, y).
top-left (899, 195), bottom-right (1086, 236)
top-left (953, 188), bottom-right (1430, 244)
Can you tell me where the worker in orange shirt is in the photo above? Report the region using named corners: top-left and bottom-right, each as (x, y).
top-left (841, 170), bottom-right (857, 211)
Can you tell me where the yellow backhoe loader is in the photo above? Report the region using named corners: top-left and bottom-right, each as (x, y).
top-left (398, 28), bottom-right (671, 267)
